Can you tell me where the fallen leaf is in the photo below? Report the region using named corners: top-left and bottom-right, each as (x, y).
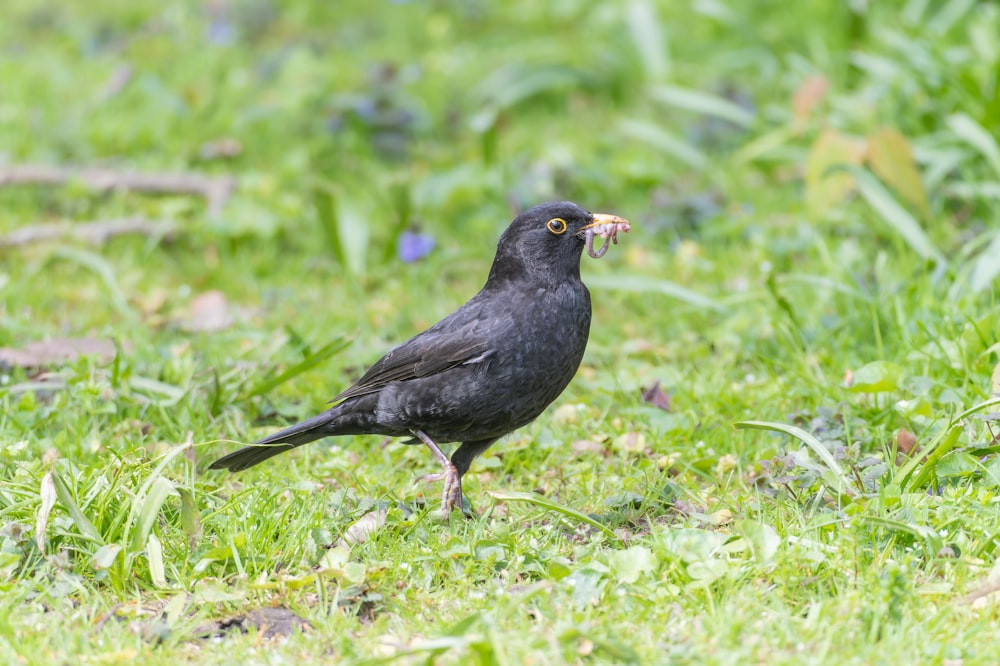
top-left (0, 337), bottom-right (119, 368)
top-left (181, 290), bottom-right (232, 332)
top-left (336, 508), bottom-right (388, 548)
top-left (571, 439), bottom-right (604, 456)
top-left (613, 432), bottom-right (646, 454)
top-left (640, 381), bottom-right (671, 411)
top-left (714, 454), bottom-right (738, 476)
top-left (710, 508), bottom-right (733, 525)
top-left (805, 128), bottom-right (866, 219)
top-left (896, 428), bottom-right (918, 456)
top-left (867, 127), bottom-right (931, 219)
top-left (792, 75), bottom-right (829, 127)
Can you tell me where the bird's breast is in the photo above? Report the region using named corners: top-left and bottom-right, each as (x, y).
top-left (489, 282), bottom-right (591, 410)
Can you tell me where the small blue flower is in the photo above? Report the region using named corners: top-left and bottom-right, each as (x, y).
top-left (207, 19), bottom-right (236, 45)
top-left (398, 230), bottom-right (435, 263)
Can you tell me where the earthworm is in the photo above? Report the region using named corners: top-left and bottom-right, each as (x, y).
top-left (584, 219), bottom-right (631, 258)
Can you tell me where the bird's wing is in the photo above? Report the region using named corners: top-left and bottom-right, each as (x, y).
top-left (329, 310), bottom-right (494, 404)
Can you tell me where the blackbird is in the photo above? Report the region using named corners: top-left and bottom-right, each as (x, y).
top-left (209, 201), bottom-right (630, 513)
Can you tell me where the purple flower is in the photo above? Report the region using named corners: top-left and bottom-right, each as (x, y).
top-left (398, 230), bottom-right (435, 263)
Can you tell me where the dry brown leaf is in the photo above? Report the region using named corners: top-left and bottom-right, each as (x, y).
top-left (336, 508), bottom-right (388, 548)
top-left (0, 337), bottom-right (119, 368)
top-left (570, 439), bottom-right (604, 456)
top-left (896, 428), bottom-right (919, 456)
top-left (181, 290), bottom-right (233, 333)
top-left (614, 431), bottom-right (646, 454)
top-left (640, 380), bottom-right (671, 412)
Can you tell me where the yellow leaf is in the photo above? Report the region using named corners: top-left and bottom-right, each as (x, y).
top-left (867, 127), bottom-right (931, 220)
top-left (805, 129), bottom-right (866, 218)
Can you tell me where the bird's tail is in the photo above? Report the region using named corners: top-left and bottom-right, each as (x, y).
top-left (208, 411), bottom-right (338, 472)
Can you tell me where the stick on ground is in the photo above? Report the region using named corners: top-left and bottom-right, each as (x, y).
top-left (0, 164), bottom-right (235, 215)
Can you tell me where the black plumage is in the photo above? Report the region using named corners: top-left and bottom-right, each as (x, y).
top-left (209, 201), bottom-right (630, 512)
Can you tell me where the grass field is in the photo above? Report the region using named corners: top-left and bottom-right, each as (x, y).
top-left (2, 1), bottom-right (1000, 663)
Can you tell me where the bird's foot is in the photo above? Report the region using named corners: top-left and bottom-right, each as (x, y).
top-left (410, 429), bottom-right (475, 518)
top-left (415, 466), bottom-right (474, 518)
top-left (441, 468), bottom-right (465, 515)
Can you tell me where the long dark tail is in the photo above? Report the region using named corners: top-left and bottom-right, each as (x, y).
top-left (208, 411), bottom-right (339, 472)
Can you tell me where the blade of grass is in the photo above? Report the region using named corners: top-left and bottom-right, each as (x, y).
top-left (892, 424), bottom-right (962, 493)
top-left (51, 471), bottom-right (104, 545)
top-left (625, 0), bottom-right (670, 79)
top-left (733, 420), bottom-right (857, 494)
top-left (243, 335), bottom-right (351, 399)
top-left (123, 438), bottom-right (192, 551)
top-left (49, 246), bottom-right (134, 318)
top-left (129, 376), bottom-right (186, 406)
top-left (846, 167), bottom-right (946, 265)
top-left (618, 119), bottom-right (707, 169)
top-left (969, 231), bottom-right (1000, 293)
top-left (147, 532), bottom-right (169, 588)
top-left (649, 84), bottom-right (755, 127)
top-left (947, 113), bottom-right (1000, 179)
top-left (485, 490), bottom-right (620, 543)
top-left (129, 476), bottom-right (174, 553)
top-left (586, 273), bottom-right (723, 311)
top-left (865, 516), bottom-right (943, 559)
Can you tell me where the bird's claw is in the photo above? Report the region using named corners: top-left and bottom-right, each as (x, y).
top-left (442, 471), bottom-right (465, 515)
top-left (416, 467), bottom-right (474, 517)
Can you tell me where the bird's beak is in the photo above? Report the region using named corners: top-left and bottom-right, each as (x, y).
top-left (577, 214), bottom-right (631, 236)
top-left (578, 213), bottom-right (631, 258)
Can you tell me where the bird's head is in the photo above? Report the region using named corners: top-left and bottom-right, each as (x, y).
top-left (487, 201), bottom-right (631, 285)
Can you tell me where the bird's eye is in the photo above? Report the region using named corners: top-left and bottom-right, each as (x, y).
top-left (546, 218), bottom-right (568, 235)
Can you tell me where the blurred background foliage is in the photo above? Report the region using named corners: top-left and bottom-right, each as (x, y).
top-left (3, 0), bottom-right (997, 267)
top-left (2, 0), bottom-right (1000, 661)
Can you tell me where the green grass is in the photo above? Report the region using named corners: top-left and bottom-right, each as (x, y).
top-left (2, 0), bottom-right (1000, 663)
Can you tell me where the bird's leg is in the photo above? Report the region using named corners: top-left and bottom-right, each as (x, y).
top-left (410, 430), bottom-right (464, 513)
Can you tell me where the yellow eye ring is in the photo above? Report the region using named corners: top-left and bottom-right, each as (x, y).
top-left (546, 218), bottom-right (568, 235)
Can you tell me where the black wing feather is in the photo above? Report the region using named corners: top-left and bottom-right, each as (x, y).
top-left (329, 306), bottom-right (494, 404)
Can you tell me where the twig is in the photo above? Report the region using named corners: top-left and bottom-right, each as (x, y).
top-left (961, 578), bottom-right (1000, 605)
top-left (0, 164), bottom-right (235, 215)
top-left (0, 217), bottom-right (177, 247)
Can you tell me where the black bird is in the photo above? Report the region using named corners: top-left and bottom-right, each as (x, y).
top-left (209, 201), bottom-right (630, 513)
